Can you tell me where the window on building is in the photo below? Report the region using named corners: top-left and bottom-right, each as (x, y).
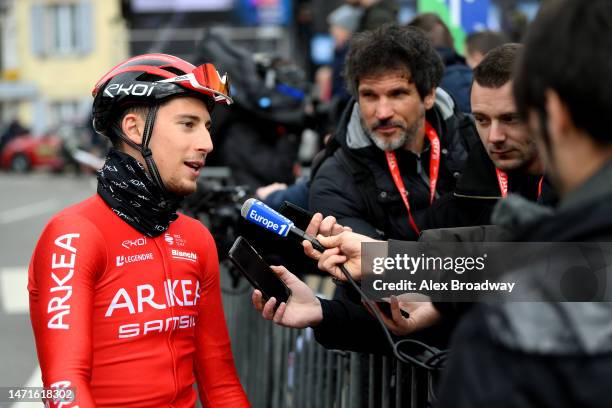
top-left (31, 2), bottom-right (94, 57)
top-left (49, 4), bottom-right (79, 54)
top-left (49, 100), bottom-right (80, 127)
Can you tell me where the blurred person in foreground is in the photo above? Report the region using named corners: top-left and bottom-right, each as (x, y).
top-left (28, 54), bottom-right (250, 407)
top-left (464, 30), bottom-right (508, 69)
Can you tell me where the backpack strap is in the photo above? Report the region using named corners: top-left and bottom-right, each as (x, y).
top-left (309, 136), bottom-right (340, 183)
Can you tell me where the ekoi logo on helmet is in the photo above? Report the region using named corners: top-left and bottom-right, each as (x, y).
top-left (103, 83), bottom-right (158, 98)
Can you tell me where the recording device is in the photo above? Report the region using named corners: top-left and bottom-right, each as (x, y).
top-left (279, 201), bottom-right (315, 231)
top-left (240, 198), bottom-right (325, 252)
top-left (376, 301), bottom-right (410, 319)
top-left (228, 236), bottom-right (291, 304)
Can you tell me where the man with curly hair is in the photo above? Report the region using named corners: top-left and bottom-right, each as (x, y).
top-left (310, 24), bottom-right (478, 244)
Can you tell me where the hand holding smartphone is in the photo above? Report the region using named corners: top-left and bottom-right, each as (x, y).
top-left (375, 301), bottom-right (410, 319)
top-left (228, 236), bottom-right (291, 304)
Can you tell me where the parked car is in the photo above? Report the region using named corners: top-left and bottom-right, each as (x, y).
top-left (0, 133), bottom-right (64, 172)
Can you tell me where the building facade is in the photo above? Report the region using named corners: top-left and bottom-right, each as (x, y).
top-left (0, 0), bottom-right (128, 134)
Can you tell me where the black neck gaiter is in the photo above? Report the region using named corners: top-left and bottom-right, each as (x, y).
top-left (97, 149), bottom-right (182, 237)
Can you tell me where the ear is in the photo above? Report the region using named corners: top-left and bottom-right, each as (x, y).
top-left (121, 113), bottom-right (144, 145)
top-left (423, 89), bottom-right (436, 110)
top-left (545, 89), bottom-right (573, 145)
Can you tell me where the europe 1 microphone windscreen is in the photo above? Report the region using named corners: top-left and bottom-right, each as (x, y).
top-left (240, 198), bottom-right (325, 252)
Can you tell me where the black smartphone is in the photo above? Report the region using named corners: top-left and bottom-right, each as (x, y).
top-left (279, 201), bottom-right (314, 231)
top-left (228, 236), bottom-right (292, 304)
top-left (375, 301), bottom-right (410, 319)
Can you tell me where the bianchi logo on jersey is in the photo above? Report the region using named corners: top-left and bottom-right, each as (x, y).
top-left (171, 249), bottom-right (197, 262)
top-left (116, 252), bottom-right (154, 267)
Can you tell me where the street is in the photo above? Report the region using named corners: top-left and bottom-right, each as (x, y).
top-left (0, 172), bottom-right (96, 407)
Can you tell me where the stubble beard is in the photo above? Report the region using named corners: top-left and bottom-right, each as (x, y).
top-left (363, 107), bottom-right (424, 152)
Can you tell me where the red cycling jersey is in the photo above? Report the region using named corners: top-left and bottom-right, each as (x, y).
top-left (28, 194), bottom-right (250, 407)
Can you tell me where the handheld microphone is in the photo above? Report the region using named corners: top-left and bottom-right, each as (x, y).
top-left (240, 198), bottom-right (326, 252)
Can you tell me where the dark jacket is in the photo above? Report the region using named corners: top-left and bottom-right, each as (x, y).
top-left (309, 89), bottom-right (478, 242)
top-left (437, 305), bottom-right (612, 408)
top-left (314, 294), bottom-right (454, 354)
top-left (437, 47), bottom-right (473, 113)
top-left (219, 119), bottom-right (299, 189)
top-left (262, 176), bottom-right (310, 211)
top-left (423, 141), bottom-right (557, 230)
top-left (437, 161), bottom-right (612, 407)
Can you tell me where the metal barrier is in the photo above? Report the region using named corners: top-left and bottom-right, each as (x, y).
top-left (220, 265), bottom-right (438, 408)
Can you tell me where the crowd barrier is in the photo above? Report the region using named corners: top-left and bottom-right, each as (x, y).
top-left (220, 265), bottom-right (439, 408)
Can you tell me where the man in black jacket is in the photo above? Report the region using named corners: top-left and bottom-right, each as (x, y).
top-left (309, 24), bottom-right (478, 243)
top-left (424, 43), bottom-right (557, 230)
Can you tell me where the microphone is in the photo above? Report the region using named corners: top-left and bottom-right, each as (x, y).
top-left (240, 198), bottom-right (326, 252)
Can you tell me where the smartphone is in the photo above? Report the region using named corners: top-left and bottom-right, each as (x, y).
top-left (279, 201), bottom-right (314, 231)
top-left (228, 236), bottom-right (292, 304)
top-left (375, 301), bottom-right (410, 319)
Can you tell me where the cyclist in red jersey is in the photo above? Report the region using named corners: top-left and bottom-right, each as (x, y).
top-left (28, 54), bottom-right (251, 407)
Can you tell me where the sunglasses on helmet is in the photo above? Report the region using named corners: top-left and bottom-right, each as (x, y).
top-left (158, 63), bottom-right (233, 105)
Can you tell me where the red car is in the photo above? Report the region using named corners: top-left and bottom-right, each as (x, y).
top-left (0, 134), bottom-right (64, 172)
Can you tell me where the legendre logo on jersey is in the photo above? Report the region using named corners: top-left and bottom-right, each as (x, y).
top-left (116, 252), bottom-right (154, 267)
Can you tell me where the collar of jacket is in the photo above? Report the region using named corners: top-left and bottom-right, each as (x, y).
top-left (452, 142), bottom-right (501, 199)
top-left (453, 141), bottom-right (549, 202)
top-left (436, 46), bottom-right (468, 68)
top-left (491, 194), bottom-right (555, 235)
top-left (559, 160), bottom-right (612, 213)
top-left (509, 160), bottom-right (612, 242)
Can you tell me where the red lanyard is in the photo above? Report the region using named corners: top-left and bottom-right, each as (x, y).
top-left (495, 168), bottom-right (510, 198)
top-left (537, 176), bottom-right (544, 199)
top-left (385, 122), bottom-right (440, 235)
top-left (496, 168), bottom-right (544, 200)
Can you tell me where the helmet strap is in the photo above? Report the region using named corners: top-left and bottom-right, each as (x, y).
top-left (110, 104), bottom-right (173, 204)
top-left (139, 105), bottom-right (171, 202)
top-left (112, 124), bottom-right (141, 152)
